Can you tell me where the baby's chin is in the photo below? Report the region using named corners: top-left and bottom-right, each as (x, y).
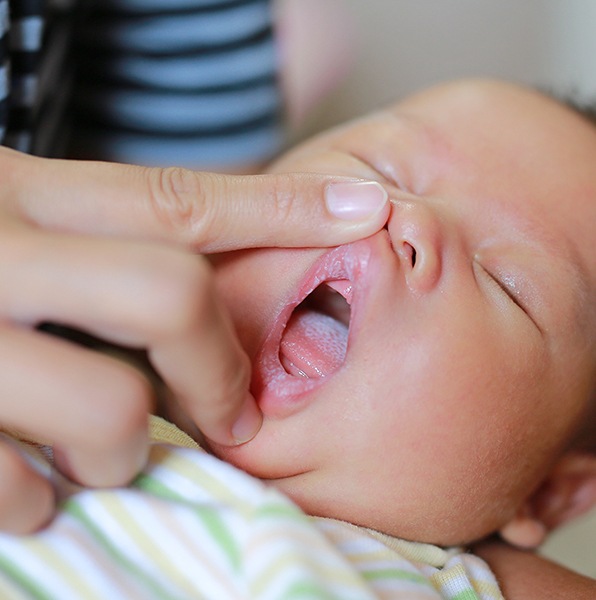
top-left (269, 478), bottom-right (498, 547)
top-left (210, 434), bottom-right (508, 547)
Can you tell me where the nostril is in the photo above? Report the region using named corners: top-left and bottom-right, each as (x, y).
top-left (387, 201), bottom-right (442, 292)
top-left (402, 242), bottom-right (417, 267)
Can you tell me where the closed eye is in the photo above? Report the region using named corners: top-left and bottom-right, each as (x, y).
top-left (476, 262), bottom-right (542, 334)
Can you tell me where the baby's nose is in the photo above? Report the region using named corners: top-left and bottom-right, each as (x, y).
top-left (387, 198), bottom-right (443, 294)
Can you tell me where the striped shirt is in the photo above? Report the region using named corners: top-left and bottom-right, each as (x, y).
top-left (0, 0), bottom-right (77, 155)
top-left (0, 418), bottom-right (506, 600)
top-left (0, 0), bottom-right (283, 168)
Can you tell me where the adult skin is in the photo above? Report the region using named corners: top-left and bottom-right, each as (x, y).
top-left (0, 146), bottom-right (389, 533)
top-left (475, 541), bottom-right (596, 599)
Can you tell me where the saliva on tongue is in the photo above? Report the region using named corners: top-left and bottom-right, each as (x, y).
top-left (279, 301), bottom-right (349, 379)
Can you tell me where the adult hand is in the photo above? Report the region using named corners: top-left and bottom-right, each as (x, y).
top-left (474, 539), bottom-right (596, 599)
top-left (0, 146), bottom-right (389, 533)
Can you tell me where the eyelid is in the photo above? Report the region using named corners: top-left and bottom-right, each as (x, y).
top-left (346, 149), bottom-right (411, 193)
top-left (474, 259), bottom-right (542, 334)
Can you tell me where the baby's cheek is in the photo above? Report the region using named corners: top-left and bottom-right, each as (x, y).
top-left (210, 420), bottom-right (301, 481)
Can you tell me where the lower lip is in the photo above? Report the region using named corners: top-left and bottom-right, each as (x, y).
top-left (252, 241), bottom-right (372, 416)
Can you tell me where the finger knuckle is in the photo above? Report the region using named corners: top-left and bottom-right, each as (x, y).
top-left (264, 174), bottom-right (298, 227)
top-left (146, 167), bottom-right (218, 244)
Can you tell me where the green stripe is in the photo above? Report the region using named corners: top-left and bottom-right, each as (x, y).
top-left (64, 500), bottom-right (185, 600)
top-left (133, 472), bottom-right (188, 503)
top-left (451, 590), bottom-right (480, 600)
top-left (140, 447), bottom-right (249, 512)
top-left (284, 580), bottom-right (335, 599)
top-left (134, 472), bottom-right (241, 572)
top-left (363, 568), bottom-right (433, 586)
top-left (255, 502), bottom-right (310, 522)
top-left (194, 509), bottom-right (241, 572)
top-left (0, 553), bottom-right (53, 600)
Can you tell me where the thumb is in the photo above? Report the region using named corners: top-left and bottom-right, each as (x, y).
top-left (10, 150), bottom-right (389, 251)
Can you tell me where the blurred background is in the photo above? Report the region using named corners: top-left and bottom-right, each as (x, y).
top-left (305, 0), bottom-right (596, 134)
top-left (305, 0), bottom-right (596, 578)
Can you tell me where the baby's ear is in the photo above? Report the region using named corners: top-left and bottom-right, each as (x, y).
top-left (499, 451), bottom-right (596, 550)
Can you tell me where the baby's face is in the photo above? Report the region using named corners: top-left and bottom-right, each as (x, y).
top-left (211, 81), bottom-right (596, 545)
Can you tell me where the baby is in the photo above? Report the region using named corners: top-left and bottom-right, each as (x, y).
top-left (1, 79), bottom-right (595, 599)
top-left (208, 78), bottom-right (596, 554)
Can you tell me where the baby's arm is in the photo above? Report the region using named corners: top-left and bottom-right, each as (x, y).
top-left (475, 540), bottom-right (596, 599)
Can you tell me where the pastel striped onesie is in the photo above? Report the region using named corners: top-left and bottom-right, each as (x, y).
top-left (0, 417), bottom-right (505, 599)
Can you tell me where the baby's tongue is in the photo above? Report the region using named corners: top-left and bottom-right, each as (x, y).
top-left (279, 308), bottom-right (348, 378)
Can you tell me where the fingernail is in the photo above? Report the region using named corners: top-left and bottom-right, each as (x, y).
top-left (326, 180), bottom-right (388, 220)
top-left (232, 396), bottom-right (263, 444)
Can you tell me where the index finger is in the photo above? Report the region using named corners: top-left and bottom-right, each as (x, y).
top-left (5, 148), bottom-right (389, 251)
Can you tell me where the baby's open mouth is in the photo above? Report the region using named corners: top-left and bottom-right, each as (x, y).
top-left (253, 242), bottom-right (372, 411)
top-left (279, 279), bottom-right (352, 378)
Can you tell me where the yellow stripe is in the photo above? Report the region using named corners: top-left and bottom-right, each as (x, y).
top-left (248, 528), bottom-right (370, 596)
top-left (146, 445), bottom-right (254, 514)
top-left (97, 493), bottom-right (213, 597)
top-left (60, 519), bottom-right (145, 598)
top-left (154, 508), bottom-right (239, 597)
top-left (18, 539), bottom-right (104, 600)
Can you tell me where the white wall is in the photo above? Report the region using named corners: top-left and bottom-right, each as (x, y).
top-left (309, 0), bottom-right (596, 131)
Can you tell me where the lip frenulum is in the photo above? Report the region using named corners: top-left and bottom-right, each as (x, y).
top-left (251, 241), bottom-right (372, 415)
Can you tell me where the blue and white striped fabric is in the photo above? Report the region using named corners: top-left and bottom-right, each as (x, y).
top-left (0, 0), bottom-right (9, 143)
top-left (0, 0), bottom-right (62, 153)
top-left (70, 0), bottom-right (284, 168)
top-left (0, 0), bottom-right (284, 169)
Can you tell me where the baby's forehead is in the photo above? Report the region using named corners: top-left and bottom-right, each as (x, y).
top-left (390, 80), bottom-right (596, 165)
top-left (390, 82), bottom-right (596, 233)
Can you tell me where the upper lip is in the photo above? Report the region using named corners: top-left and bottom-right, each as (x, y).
top-left (252, 239), bottom-right (374, 394)
top-left (279, 241), bottom-right (369, 345)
